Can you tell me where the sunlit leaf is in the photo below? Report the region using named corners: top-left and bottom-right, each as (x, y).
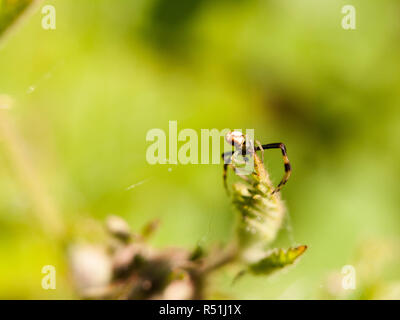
top-left (249, 245), bottom-right (307, 275)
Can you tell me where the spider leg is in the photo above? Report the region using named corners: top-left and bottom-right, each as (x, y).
top-left (222, 149), bottom-right (256, 193)
top-left (222, 151), bottom-right (234, 193)
top-left (255, 140), bottom-right (264, 163)
top-left (255, 143), bottom-right (291, 194)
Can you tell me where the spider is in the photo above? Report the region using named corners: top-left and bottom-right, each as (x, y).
top-left (221, 131), bottom-right (291, 194)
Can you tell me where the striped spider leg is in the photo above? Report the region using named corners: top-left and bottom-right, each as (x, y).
top-left (254, 142), bottom-right (291, 194)
top-left (222, 149), bottom-right (252, 193)
top-left (222, 131), bottom-right (291, 194)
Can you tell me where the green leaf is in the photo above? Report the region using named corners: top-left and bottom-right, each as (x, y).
top-left (0, 0), bottom-right (37, 41)
top-left (189, 244), bottom-right (205, 261)
top-left (249, 245), bottom-right (307, 276)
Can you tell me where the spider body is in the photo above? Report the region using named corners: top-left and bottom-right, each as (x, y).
top-left (222, 131), bottom-right (291, 194)
top-left (225, 131), bottom-right (254, 156)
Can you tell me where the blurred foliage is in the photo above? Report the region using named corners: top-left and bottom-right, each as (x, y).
top-left (320, 238), bottom-right (400, 300)
top-left (0, 0), bottom-right (400, 299)
top-left (142, 0), bottom-right (206, 50)
top-left (229, 151), bottom-right (307, 277)
top-left (249, 245), bottom-right (307, 276)
top-left (0, 0), bottom-right (36, 39)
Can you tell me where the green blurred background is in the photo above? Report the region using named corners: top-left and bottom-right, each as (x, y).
top-left (0, 0), bottom-right (399, 299)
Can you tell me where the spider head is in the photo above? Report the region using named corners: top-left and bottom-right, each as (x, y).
top-left (225, 131), bottom-right (246, 149)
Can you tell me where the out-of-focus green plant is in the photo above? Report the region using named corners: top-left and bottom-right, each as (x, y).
top-left (230, 151), bottom-right (307, 279)
top-left (67, 138), bottom-right (307, 299)
top-left (248, 246), bottom-right (307, 276)
top-left (320, 239), bottom-right (400, 300)
top-left (0, 0), bottom-right (39, 46)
